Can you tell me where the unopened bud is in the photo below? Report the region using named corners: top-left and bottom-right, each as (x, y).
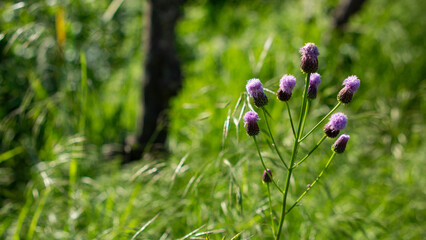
top-left (262, 169), bottom-right (272, 183)
top-left (332, 134), bottom-right (350, 153)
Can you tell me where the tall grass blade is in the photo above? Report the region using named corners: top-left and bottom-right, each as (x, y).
top-left (130, 213), bottom-right (160, 240)
top-left (230, 231), bottom-right (244, 240)
top-left (222, 109), bottom-right (231, 148)
top-left (177, 224), bottom-right (206, 240)
top-left (0, 147), bottom-right (23, 164)
top-left (26, 187), bottom-right (52, 239)
top-left (169, 152), bottom-right (190, 190)
top-left (13, 185), bottom-right (33, 240)
top-left (254, 34), bottom-right (274, 75)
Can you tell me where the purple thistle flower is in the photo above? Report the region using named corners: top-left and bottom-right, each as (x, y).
top-left (332, 134), bottom-right (350, 153)
top-left (262, 169), bottom-right (272, 183)
top-left (279, 74), bottom-right (297, 91)
top-left (277, 74), bottom-right (296, 101)
top-left (338, 75), bottom-right (360, 104)
top-left (329, 112), bottom-right (347, 130)
top-left (300, 43), bottom-right (319, 73)
top-left (343, 75), bottom-right (360, 93)
top-left (244, 111), bottom-right (260, 136)
top-left (244, 111), bottom-right (260, 122)
top-left (299, 43), bottom-right (320, 57)
top-left (246, 79), bottom-right (263, 98)
top-left (246, 78), bottom-right (268, 107)
top-left (324, 112), bottom-right (347, 138)
top-left (307, 73), bottom-right (321, 99)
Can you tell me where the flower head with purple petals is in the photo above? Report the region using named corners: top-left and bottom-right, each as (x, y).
top-left (310, 73), bottom-right (321, 87)
top-left (277, 75), bottom-right (296, 101)
top-left (244, 111), bottom-right (260, 136)
top-left (246, 78), bottom-right (268, 107)
top-left (343, 75), bottom-right (360, 93)
top-left (307, 73), bottom-right (321, 99)
top-left (279, 75), bottom-right (296, 92)
top-left (300, 43), bottom-right (320, 73)
top-left (324, 113), bottom-right (347, 138)
top-left (329, 113), bottom-right (347, 130)
top-left (338, 75), bottom-right (360, 103)
top-left (299, 43), bottom-right (320, 57)
top-left (244, 111), bottom-right (260, 123)
top-left (246, 78), bottom-right (264, 98)
top-left (332, 134), bottom-right (350, 153)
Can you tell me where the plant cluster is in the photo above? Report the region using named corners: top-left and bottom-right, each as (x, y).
top-left (242, 43), bottom-right (360, 239)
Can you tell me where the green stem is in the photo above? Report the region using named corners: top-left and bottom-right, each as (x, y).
top-left (299, 100), bottom-right (311, 140)
top-left (275, 73), bottom-right (310, 240)
top-left (286, 152), bottom-right (337, 214)
top-left (253, 136), bottom-right (283, 193)
top-left (262, 108), bottom-right (288, 169)
top-left (292, 135), bottom-right (327, 169)
top-left (299, 102), bottom-right (341, 142)
top-left (285, 102), bottom-right (296, 138)
top-left (267, 183), bottom-right (275, 236)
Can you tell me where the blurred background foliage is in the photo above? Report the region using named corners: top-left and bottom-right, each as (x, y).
top-left (0, 0), bottom-right (425, 239)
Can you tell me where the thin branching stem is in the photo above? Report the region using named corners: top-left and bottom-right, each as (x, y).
top-left (285, 102), bottom-right (296, 138)
top-left (276, 73), bottom-right (310, 240)
top-left (262, 108), bottom-right (288, 169)
top-left (292, 135), bottom-right (327, 169)
top-left (286, 152), bottom-right (337, 214)
top-left (299, 102), bottom-right (341, 142)
top-left (299, 100), bottom-right (311, 139)
top-left (253, 136), bottom-right (283, 193)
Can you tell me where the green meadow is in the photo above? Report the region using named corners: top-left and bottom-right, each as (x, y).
top-left (0, 0), bottom-right (425, 239)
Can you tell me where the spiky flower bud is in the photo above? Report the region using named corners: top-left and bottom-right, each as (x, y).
top-left (324, 112), bottom-right (347, 138)
top-left (262, 169), bottom-right (272, 183)
top-left (332, 134), bottom-right (350, 153)
top-left (338, 75), bottom-right (360, 103)
top-left (307, 73), bottom-right (321, 99)
top-left (277, 74), bottom-right (296, 101)
top-left (244, 111), bottom-right (260, 136)
top-left (246, 78), bottom-right (268, 107)
top-left (300, 43), bottom-right (320, 73)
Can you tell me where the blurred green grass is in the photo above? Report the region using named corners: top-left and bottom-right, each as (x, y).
top-left (0, 0), bottom-right (425, 239)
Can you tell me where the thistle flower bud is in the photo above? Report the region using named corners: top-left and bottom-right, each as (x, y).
top-left (300, 43), bottom-right (319, 73)
top-left (324, 112), bottom-right (347, 138)
top-left (277, 74), bottom-right (296, 101)
top-left (307, 73), bottom-right (321, 99)
top-left (246, 78), bottom-right (268, 107)
top-left (332, 134), bottom-right (350, 153)
top-left (244, 111), bottom-right (260, 136)
top-left (262, 169), bottom-right (272, 183)
top-left (338, 75), bottom-right (360, 103)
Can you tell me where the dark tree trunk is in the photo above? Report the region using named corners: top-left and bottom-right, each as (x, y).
top-left (333, 0), bottom-right (367, 29)
top-left (124, 0), bottom-right (185, 162)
